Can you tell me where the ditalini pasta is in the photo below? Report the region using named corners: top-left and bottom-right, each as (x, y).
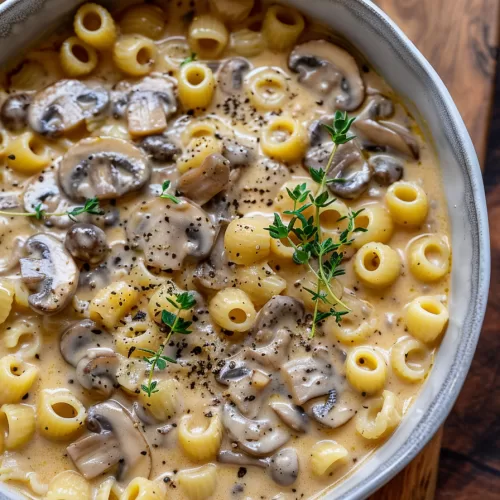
top-left (0, 0), bottom-right (452, 498)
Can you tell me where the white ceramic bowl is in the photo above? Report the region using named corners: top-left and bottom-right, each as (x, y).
top-left (0, 1), bottom-right (491, 499)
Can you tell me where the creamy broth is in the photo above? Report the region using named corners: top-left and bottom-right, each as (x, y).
top-left (0, 1), bottom-right (451, 499)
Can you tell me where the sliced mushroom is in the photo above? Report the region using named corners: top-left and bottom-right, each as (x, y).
top-left (218, 449), bottom-right (269, 468)
top-left (369, 154), bottom-right (404, 185)
top-left (269, 448), bottom-right (299, 486)
top-left (68, 400), bottom-right (152, 482)
top-left (222, 138), bottom-right (256, 167)
top-left (0, 237), bottom-right (24, 275)
top-left (221, 403), bottom-right (290, 457)
top-left (253, 296), bottom-right (305, 334)
top-left (113, 75), bottom-right (177, 137)
top-left (76, 349), bottom-right (120, 398)
top-left (59, 137), bottom-right (150, 201)
top-left (218, 57), bottom-right (251, 93)
top-left (247, 328), bottom-right (292, 370)
top-left (127, 197), bottom-right (216, 271)
top-left (1, 93), bottom-right (31, 131)
top-left (178, 153), bottom-right (230, 205)
top-left (65, 223), bottom-right (108, 264)
top-left (29, 80), bottom-right (109, 137)
top-left (281, 349), bottom-right (337, 405)
top-left (0, 192), bottom-right (20, 210)
top-left (139, 135), bottom-right (181, 162)
top-left (269, 400), bottom-right (309, 433)
top-left (354, 95), bottom-right (419, 159)
top-left (20, 234), bottom-right (79, 315)
top-left (306, 390), bottom-right (360, 429)
top-left (289, 40), bottom-right (365, 111)
top-left (60, 319), bottom-right (113, 367)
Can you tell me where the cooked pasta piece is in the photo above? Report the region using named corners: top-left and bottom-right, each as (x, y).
top-left (0, 355), bottom-right (38, 404)
top-left (391, 337), bottom-right (432, 382)
top-left (74, 3), bottom-right (117, 50)
top-left (148, 281), bottom-right (193, 324)
top-left (12, 280), bottom-right (30, 310)
top-left (0, 460), bottom-right (48, 496)
top-left (385, 181), bottom-right (428, 226)
top-left (4, 132), bottom-right (50, 174)
top-left (0, 404), bottom-right (35, 450)
top-left (270, 236), bottom-right (295, 260)
top-left (120, 4), bottom-right (165, 40)
top-left (113, 34), bottom-right (157, 77)
top-left (177, 136), bottom-right (222, 173)
top-left (405, 296), bottom-right (449, 343)
top-left (181, 118), bottom-right (230, 146)
top-left (114, 321), bottom-right (163, 358)
top-left (235, 262), bottom-right (287, 306)
top-left (128, 260), bottom-right (165, 289)
top-left (138, 379), bottom-right (179, 421)
top-left (178, 413), bottom-right (222, 461)
top-left (157, 37), bottom-right (191, 75)
top-left (177, 464), bottom-right (217, 500)
top-left (89, 281), bottom-right (139, 329)
top-left (246, 69), bottom-right (288, 110)
top-left (356, 390), bottom-right (402, 440)
top-left (346, 346), bottom-right (387, 394)
top-left (262, 5), bottom-right (305, 51)
top-left (0, 129), bottom-right (8, 157)
top-left (60, 36), bottom-right (98, 77)
top-left (354, 242), bottom-right (401, 288)
top-left (95, 477), bottom-right (120, 500)
top-left (178, 62), bottom-right (216, 110)
top-left (209, 288), bottom-right (256, 332)
top-left (224, 216), bottom-right (271, 265)
top-left (231, 28), bottom-right (266, 57)
top-left (318, 199), bottom-right (350, 239)
top-left (188, 14), bottom-right (229, 58)
top-left (3, 318), bottom-right (41, 359)
top-left (121, 477), bottom-right (165, 500)
top-left (310, 440), bottom-right (349, 476)
top-left (352, 204), bottom-right (394, 249)
top-left (274, 178), bottom-right (318, 216)
top-left (209, 0), bottom-right (254, 23)
top-left (46, 470), bottom-right (91, 500)
top-left (8, 61), bottom-right (46, 90)
top-left (297, 270), bottom-right (343, 314)
top-left (37, 389), bottom-right (86, 440)
top-left (408, 235), bottom-right (451, 282)
top-left (261, 116), bottom-right (308, 163)
top-left (0, 279), bottom-right (14, 326)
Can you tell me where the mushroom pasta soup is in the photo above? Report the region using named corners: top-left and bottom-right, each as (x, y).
top-left (0, 0), bottom-right (451, 499)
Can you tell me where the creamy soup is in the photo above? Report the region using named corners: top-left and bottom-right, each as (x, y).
top-left (0, 1), bottom-right (451, 499)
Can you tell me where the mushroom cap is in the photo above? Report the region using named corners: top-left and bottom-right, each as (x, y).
top-left (1, 93), bottom-right (31, 131)
top-left (139, 135), bottom-right (180, 162)
top-left (369, 154), bottom-right (404, 186)
top-left (218, 57), bottom-right (251, 94)
top-left (64, 223), bottom-right (108, 264)
top-left (28, 80), bottom-right (109, 137)
top-left (59, 137), bottom-right (150, 201)
top-left (126, 197), bottom-right (216, 271)
top-left (306, 390), bottom-right (360, 429)
top-left (222, 138), bottom-right (256, 167)
top-left (253, 296), bottom-right (305, 334)
top-left (289, 40), bottom-right (365, 111)
top-left (75, 349), bottom-right (120, 398)
top-left (269, 448), bottom-right (299, 486)
top-left (20, 233), bottom-right (79, 315)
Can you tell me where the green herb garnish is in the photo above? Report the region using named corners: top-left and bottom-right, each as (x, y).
top-left (159, 180), bottom-right (180, 204)
top-left (180, 52), bottom-right (197, 67)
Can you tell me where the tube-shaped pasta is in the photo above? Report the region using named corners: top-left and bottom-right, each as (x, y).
top-left (0, 129), bottom-right (8, 157)
top-left (224, 216), bottom-right (271, 265)
top-left (246, 69), bottom-right (288, 111)
top-left (114, 321), bottom-right (163, 358)
top-left (37, 389), bottom-right (87, 440)
top-left (270, 236), bottom-right (295, 260)
top-left (209, 0), bottom-right (254, 23)
top-left (354, 242), bottom-right (401, 288)
top-left (0, 355), bottom-right (38, 404)
top-left (352, 204), bottom-right (394, 249)
top-left (120, 4), bottom-right (165, 40)
top-left (3, 318), bottom-right (41, 359)
top-left (60, 36), bottom-right (98, 77)
top-left (355, 390), bottom-right (402, 440)
top-left (46, 471), bottom-right (91, 500)
top-left (4, 132), bottom-right (50, 174)
top-left (405, 296), bottom-right (449, 343)
top-left (74, 3), bottom-right (117, 50)
top-left (386, 181), bottom-right (428, 226)
top-left (177, 464), bottom-right (217, 500)
top-left (178, 62), bottom-right (215, 110)
top-left (13, 280), bottom-right (31, 310)
top-left (89, 281), bottom-right (139, 329)
top-left (188, 14), bottom-right (229, 59)
top-left (120, 477), bottom-right (164, 500)
top-left (138, 379), bottom-right (179, 421)
top-left (0, 279), bottom-right (14, 325)
top-left (148, 281), bottom-right (193, 324)
top-left (209, 288), bottom-right (256, 332)
top-left (235, 262), bottom-right (287, 306)
top-left (177, 136), bottom-right (223, 173)
top-left (261, 116), bottom-right (308, 163)
top-left (178, 413), bottom-right (222, 461)
top-left (346, 346), bottom-right (387, 394)
top-left (113, 35), bottom-right (157, 77)
top-left (0, 404), bottom-right (36, 450)
top-left (310, 440), bottom-right (349, 476)
top-left (274, 178), bottom-right (318, 216)
top-left (408, 235), bottom-right (451, 282)
top-left (391, 337), bottom-right (432, 382)
top-left (262, 5), bottom-right (305, 51)
top-left (231, 28), bottom-right (266, 57)
top-left (95, 477), bottom-right (120, 500)
top-left (318, 199), bottom-right (349, 238)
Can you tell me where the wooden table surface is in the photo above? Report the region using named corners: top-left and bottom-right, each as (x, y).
top-left (371, 1), bottom-right (500, 499)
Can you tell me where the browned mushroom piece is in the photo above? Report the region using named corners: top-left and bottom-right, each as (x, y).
top-left (59, 137), bottom-right (150, 201)
top-left (126, 197), bottom-right (216, 271)
top-left (369, 154), bottom-right (404, 185)
top-left (75, 349), bottom-right (120, 398)
top-left (289, 40), bottom-right (365, 111)
top-left (177, 153), bottom-right (230, 205)
top-left (305, 389), bottom-right (360, 429)
top-left (28, 80), bottom-right (109, 137)
top-left (1, 93), bottom-right (32, 131)
top-left (139, 135), bottom-right (181, 162)
top-left (269, 448), bottom-right (299, 486)
top-left (218, 57), bottom-right (251, 94)
top-left (112, 75), bottom-right (177, 137)
top-left (64, 223), bottom-right (108, 264)
top-left (19, 234), bottom-right (79, 315)
top-left (222, 137), bottom-right (256, 167)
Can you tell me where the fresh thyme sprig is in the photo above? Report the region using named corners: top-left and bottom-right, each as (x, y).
top-left (266, 111), bottom-right (366, 338)
top-left (137, 291), bottom-right (196, 397)
top-left (0, 197), bottom-right (104, 221)
top-left (180, 52), bottom-right (197, 67)
top-left (159, 180), bottom-right (180, 204)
